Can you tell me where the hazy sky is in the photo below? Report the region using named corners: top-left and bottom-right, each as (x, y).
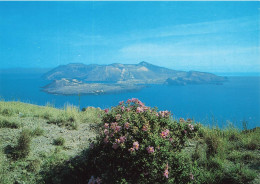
top-left (0, 1), bottom-right (259, 73)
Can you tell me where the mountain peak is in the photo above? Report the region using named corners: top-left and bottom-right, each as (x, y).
top-left (139, 61), bottom-right (151, 66)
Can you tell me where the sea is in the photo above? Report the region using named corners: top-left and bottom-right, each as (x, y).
top-left (0, 72), bottom-right (259, 129)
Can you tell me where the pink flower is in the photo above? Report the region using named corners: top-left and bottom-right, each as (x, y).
top-left (119, 136), bottom-right (126, 143)
top-left (159, 110), bottom-right (170, 117)
top-left (146, 146), bottom-right (154, 154)
top-left (184, 130), bottom-right (187, 134)
top-left (128, 147), bottom-right (135, 152)
top-left (126, 107), bottom-right (131, 112)
top-left (169, 138), bottom-right (173, 142)
top-left (115, 126), bottom-right (121, 133)
top-left (104, 123), bottom-right (109, 129)
top-left (137, 100), bottom-right (145, 107)
top-left (110, 122), bottom-right (118, 130)
top-left (119, 101), bottom-right (124, 105)
top-left (124, 122), bottom-right (130, 129)
top-left (164, 169), bottom-right (169, 178)
top-left (104, 129), bottom-right (109, 135)
top-left (115, 114), bottom-right (121, 120)
top-left (133, 141), bottom-right (139, 150)
top-left (126, 99), bottom-right (131, 103)
top-left (160, 131), bottom-right (167, 138)
top-left (142, 125), bottom-right (148, 131)
top-left (188, 124), bottom-right (194, 131)
top-left (104, 109), bottom-right (109, 113)
top-left (121, 106), bottom-right (125, 111)
top-left (112, 143), bottom-right (119, 150)
top-left (115, 138), bottom-right (121, 144)
top-left (143, 106), bottom-right (149, 111)
top-left (136, 107), bottom-right (144, 113)
top-left (165, 129), bottom-right (170, 134)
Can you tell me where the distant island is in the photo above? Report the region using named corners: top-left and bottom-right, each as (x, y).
top-left (42, 61), bottom-right (227, 95)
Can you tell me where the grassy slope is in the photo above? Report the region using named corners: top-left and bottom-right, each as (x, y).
top-left (0, 101), bottom-right (102, 183)
top-left (0, 101), bottom-right (259, 184)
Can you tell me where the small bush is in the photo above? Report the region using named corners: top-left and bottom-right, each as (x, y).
top-left (53, 137), bottom-right (65, 146)
top-left (0, 116), bottom-right (20, 129)
top-left (9, 129), bottom-right (32, 159)
top-left (245, 138), bottom-right (259, 150)
top-left (31, 127), bottom-right (44, 137)
top-left (47, 113), bottom-right (79, 130)
top-left (0, 108), bottom-right (13, 116)
top-left (205, 132), bottom-right (221, 158)
top-left (27, 159), bottom-right (41, 172)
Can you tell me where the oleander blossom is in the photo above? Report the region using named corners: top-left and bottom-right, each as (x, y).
top-left (159, 110), bottom-right (170, 117)
top-left (104, 109), bottom-right (109, 113)
top-left (121, 106), bottom-right (125, 111)
top-left (188, 124), bottom-right (194, 131)
top-left (160, 129), bottom-right (170, 138)
top-left (115, 126), bottom-right (121, 133)
top-left (119, 136), bottom-right (126, 143)
top-left (104, 123), bottom-right (109, 129)
top-left (146, 146), bottom-right (154, 154)
top-left (142, 125), bottom-right (148, 131)
top-left (136, 106), bottom-right (144, 113)
top-left (124, 122), bottom-right (130, 129)
top-left (104, 129), bottom-right (109, 135)
top-left (110, 122), bottom-right (118, 130)
top-left (133, 141), bottom-right (139, 150)
top-left (115, 138), bottom-right (121, 144)
top-left (128, 147), bottom-right (135, 152)
top-left (115, 114), bottom-right (121, 120)
top-left (164, 169), bottom-right (169, 178)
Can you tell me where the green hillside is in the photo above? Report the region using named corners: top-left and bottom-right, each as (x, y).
top-left (0, 100), bottom-right (259, 184)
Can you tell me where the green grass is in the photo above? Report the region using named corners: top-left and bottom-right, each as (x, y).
top-left (0, 100), bottom-right (259, 184)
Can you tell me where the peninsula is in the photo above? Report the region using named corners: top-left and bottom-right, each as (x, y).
top-left (42, 61), bottom-right (227, 95)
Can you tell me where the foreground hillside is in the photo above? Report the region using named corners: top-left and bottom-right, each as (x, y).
top-left (0, 100), bottom-right (259, 184)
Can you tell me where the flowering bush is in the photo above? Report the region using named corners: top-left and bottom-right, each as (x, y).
top-left (85, 98), bottom-right (199, 183)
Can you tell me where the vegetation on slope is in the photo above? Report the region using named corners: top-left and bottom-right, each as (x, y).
top-left (0, 100), bottom-right (259, 184)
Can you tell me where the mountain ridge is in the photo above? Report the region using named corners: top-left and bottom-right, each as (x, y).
top-left (42, 61), bottom-right (227, 95)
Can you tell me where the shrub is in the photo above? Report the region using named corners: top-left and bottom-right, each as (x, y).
top-left (82, 99), bottom-right (198, 183)
top-left (205, 132), bottom-right (222, 158)
top-left (47, 113), bottom-right (79, 130)
top-left (31, 127), bottom-right (44, 137)
top-left (0, 116), bottom-right (20, 129)
top-left (27, 159), bottom-right (41, 172)
top-left (0, 108), bottom-right (13, 116)
top-left (9, 129), bottom-right (32, 159)
top-left (53, 137), bottom-right (65, 146)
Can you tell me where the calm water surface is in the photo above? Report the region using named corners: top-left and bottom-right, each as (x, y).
top-left (0, 73), bottom-right (259, 129)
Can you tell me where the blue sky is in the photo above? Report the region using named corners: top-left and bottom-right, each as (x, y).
top-left (0, 1), bottom-right (259, 73)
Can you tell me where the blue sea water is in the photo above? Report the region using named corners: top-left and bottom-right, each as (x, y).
top-left (0, 73), bottom-right (259, 129)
